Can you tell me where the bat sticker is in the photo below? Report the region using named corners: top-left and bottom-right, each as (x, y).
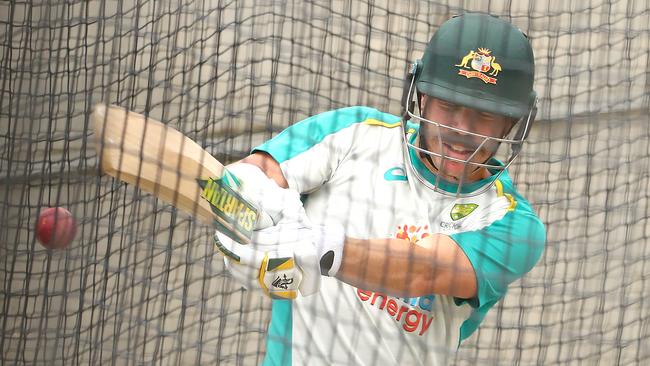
top-left (198, 177), bottom-right (258, 243)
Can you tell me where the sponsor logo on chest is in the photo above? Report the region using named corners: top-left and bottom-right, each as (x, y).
top-left (353, 223), bottom-right (437, 336)
top-left (356, 289), bottom-right (435, 336)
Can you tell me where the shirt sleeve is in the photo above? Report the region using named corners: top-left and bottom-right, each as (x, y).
top-left (450, 190), bottom-right (546, 341)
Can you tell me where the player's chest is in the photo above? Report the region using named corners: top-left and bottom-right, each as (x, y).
top-left (306, 158), bottom-right (508, 239)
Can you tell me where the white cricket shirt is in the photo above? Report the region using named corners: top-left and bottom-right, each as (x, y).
top-left (254, 106), bottom-right (545, 366)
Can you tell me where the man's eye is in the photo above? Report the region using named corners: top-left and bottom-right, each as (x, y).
top-left (439, 102), bottom-right (453, 110)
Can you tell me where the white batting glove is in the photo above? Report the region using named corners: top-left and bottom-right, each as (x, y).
top-left (215, 221), bottom-right (345, 299)
top-left (224, 163), bottom-right (308, 229)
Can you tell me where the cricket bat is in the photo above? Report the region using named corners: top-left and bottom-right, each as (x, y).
top-left (91, 104), bottom-right (258, 243)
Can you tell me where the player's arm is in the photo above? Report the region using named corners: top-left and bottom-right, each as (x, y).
top-left (238, 151), bottom-right (289, 188)
top-left (337, 235), bottom-right (477, 299)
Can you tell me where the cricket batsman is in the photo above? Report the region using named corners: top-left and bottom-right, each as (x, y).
top-left (214, 13), bottom-right (546, 365)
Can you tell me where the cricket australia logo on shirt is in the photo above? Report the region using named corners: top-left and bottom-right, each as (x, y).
top-left (439, 203), bottom-right (479, 231)
top-left (450, 203), bottom-right (478, 221)
top-left (455, 47), bottom-right (502, 84)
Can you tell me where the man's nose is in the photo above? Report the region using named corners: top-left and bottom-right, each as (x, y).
top-left (448, 107), bottom-right (476, 133)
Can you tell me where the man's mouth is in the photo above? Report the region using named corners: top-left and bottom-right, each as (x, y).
top-left (442, 142), bottom-right (474, 160)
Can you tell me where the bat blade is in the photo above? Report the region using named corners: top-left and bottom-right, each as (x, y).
top-left (91, 104), bottom-right (257, 243)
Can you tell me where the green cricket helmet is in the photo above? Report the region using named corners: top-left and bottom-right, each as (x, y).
top-left (401, 13), bottom-right (538, 197)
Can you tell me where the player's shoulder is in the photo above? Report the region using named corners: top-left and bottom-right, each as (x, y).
top-left (279, 106), bottom-right (403, 145)
top-left (495, 172), bottom-right (534, 211)
top-left (352, 106), bottom-right (402, 129)
top-left (281, 106), bottom-right (402, 140)
top-left (311, 106), bottom-right (402, 129)
top-left (494, 171), bottom-right (545, 234)
top-left (452, 171), bottom-right (546, 280)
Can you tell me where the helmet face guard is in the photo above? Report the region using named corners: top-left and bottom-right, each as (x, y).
top-left (400, 13), bottom-right (538, 197)
top-left (401, 63), bottom-right (537, 197)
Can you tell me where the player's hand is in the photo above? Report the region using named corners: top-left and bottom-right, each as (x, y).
top-left (224, 163), bottom-right (307, 229)
top-left (216, 222), bottom-right (321, 299)
top-left (215, 221), bottom-right (345, 299)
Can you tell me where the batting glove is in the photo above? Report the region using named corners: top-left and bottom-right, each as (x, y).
top-left (215, 221), bottom-right (345, 299)
top-left (224, 163), bottom-right (308, 229)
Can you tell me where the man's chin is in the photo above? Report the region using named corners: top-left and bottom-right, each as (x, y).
top-left (435, 161), bottom-right (465, 179)
top-left (430, 167), bottom-right (464, 184)
top-left (436, 161), bottom-right (485, 184)
top-left (437, 172), bottom-right (465, 184)
top-left (420, 153), bottom-right (486, 184)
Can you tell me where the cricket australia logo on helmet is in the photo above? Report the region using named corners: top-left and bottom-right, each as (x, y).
top-left (455, 47), bottom-right (501, 84)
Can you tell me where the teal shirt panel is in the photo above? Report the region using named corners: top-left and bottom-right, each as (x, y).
top-left (262, 300), bottom-right (293, 366)
top-left (253, 106), bottom-right (401, 163)
top-left (451, 176), bottom-right (546, 342)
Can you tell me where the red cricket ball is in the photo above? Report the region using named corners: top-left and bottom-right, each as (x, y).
top-left (35, 207), bottom-right (77, 249)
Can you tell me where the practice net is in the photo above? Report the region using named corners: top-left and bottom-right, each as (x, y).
top-left (1, 0), bottom-right (649, 365)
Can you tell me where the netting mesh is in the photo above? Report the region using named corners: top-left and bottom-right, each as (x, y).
top-left (1, 0), bottom-right (649, 365)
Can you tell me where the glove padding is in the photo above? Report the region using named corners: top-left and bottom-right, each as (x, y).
top-left (215, 221), bottom-right (345, 299)
top-left (224, 163), bottom-right (307, 230)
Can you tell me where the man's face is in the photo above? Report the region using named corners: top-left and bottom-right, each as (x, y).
top-left (418, 95), bottom-right (515, 183)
